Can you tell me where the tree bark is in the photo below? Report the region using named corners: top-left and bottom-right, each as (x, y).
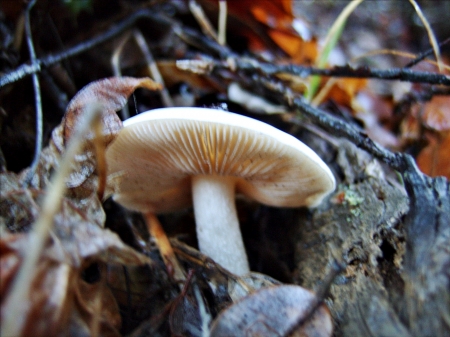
top-left (295, 140), bottom-right (449, 336)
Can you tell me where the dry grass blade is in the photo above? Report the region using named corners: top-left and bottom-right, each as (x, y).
top-left (1, 103), bottom-right (104, 337)
top-left (189, 0), bottom-right (218, 42)
top-left (306, 0), bottom-right (364, 102)
top-left (111, 31), bottom-right (133, 119)
top-left (218, 0), bottom-right (228, 45)
top-left (408, 0), bottom-right (444, 73)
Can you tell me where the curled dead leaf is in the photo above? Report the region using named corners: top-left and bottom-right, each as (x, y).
top-left (0, 199), bottom-right (151, 337)
top-left (63, 77), bottom-right (161, 146)
top-left (0, 232), bottom-right (123, 337)
top-left (61, 77), bottom-right (161, 189)
top-left (1, 191), bottom-right (151, 265)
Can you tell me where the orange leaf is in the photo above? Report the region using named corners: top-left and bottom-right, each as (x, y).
top-left (328, 78), bottom-right (368, 107)
top-left (249, 0), bottom-right (294, 32)
top-left (421, 95), bottom-right (450, 132)
top-left (205, 0), bottom-right (317, 63)
top-left (416, 132), bottom-right (450, 178)
top-left (269, 30), bottom-right (317, 64)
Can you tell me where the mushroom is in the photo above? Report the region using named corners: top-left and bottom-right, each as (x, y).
top-left (105, 107), bottom-right (335, 275)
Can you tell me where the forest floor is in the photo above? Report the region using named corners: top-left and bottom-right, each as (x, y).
top-left (0, 1), bottom-right (449, 336)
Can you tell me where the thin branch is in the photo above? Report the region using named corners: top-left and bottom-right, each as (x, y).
top-left (132, 30), bottom-right (174, 107)
top-left (178, 57), bottom-right (450, 86)
top-left (404, 36), bottom-right (450, 68)
top-left (22, 0), bottom-right (43, 186)
top-left (237, 61), bottom-right (450, 86)
top-left (286, 260), bottom-right (345, 337)
top-left (250, 74), bottom-right (409, 171)
top-left (0, 9), bottom-right (176, 88)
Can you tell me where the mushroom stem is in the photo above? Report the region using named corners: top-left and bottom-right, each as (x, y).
top-left (192, 175), bottom-right (250, 275)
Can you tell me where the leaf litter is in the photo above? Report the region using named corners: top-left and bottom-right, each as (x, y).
top-left (0, 1), bottom-right (449, 336)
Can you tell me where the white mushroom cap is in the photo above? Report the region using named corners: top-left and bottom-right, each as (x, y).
top-left (107, 107), bottom-right (335, 211)
top-left (106, 107), bottom-right (336, 275)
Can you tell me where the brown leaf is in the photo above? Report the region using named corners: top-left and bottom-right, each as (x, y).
top-left (329, 77), bottom-right (368, 107)
top-left (72, 272), bottom-right (122, 337)
top-left (63, 77), bottom-right (161, 146)
top-left (210, 285), bottom-right (333, 337)
top-left (421, 95), bottom-right (450, 132)
top-left (1, 182), bottom-right (151, 266)
top-left (249, 0), bottom-right (295, 31)
top-left (1, 233), bottom-right (123, 337)
top-left (269, 30), bottom-right (318, 64)
top-left (0, 234), bottom-right (22, 295)
top-left (0, 201), bottom-right (151, 337)
top-left (0, 233), bottom-right (76, 337)
top-left (201, 0), bottom-right (317, 64)
top-left (60, 77), bottom-right (161, 189)
top-left (416, 132), bottom-right (450, 179)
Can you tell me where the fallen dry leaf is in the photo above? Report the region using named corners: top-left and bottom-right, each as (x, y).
top-left (210, 284), bottom-right (333, 337)
top-left (421, 95), bottom-right (450, 132)
top-left (416, 132), bottom-right (450, 179)
top-left (0, 232), bottom-right (124, 337)
top-left (61, 77), bottom-right (161, 189)
top-left (63, 77), bottom-right (161, 146)
top-left (329, 77), bottom-right (368, 108)
top-left (200, 0), bottom-right (317, 63)
top-left (0, 192), bottom-right (152, 337)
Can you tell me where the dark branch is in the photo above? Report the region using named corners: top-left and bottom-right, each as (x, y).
top-left (0, 9), bottom-right (176, 88)
top-left (404, 36), bottom-right (450, 68)
top-left (233, 61), bottom-right (450, 86)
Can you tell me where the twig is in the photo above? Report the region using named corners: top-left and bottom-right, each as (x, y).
top-left (173, 24), bottom-right (234, 59)
top-left (145, 213), bottom-right (186, 283)
top-left (404, 36), bottom-right (450, 69)
top-left (1, 103), bottom-right (104, 337)
top-left (22, 0), bottom-right (43, 186)
top-left (250, 74), bottom-right (409, 171)
top-left (132, 30), bottom-right (174, 107)
top-left (286, 260), bottom-right (345, 337)
top-left (0, 8), bottom-right (237, 89)
top-left (0, 9), bottom-right (175, 88)
top-left (178, 57), bottom-right (450, 86)
top-left (236, 61), bottom-right (450, 86)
